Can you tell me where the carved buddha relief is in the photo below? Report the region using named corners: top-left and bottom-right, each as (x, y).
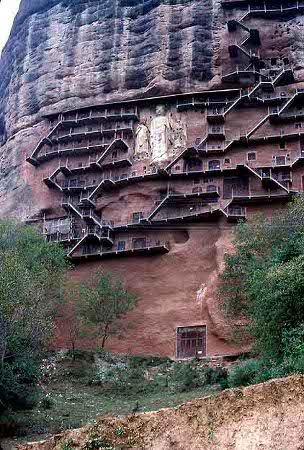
top-left (170, 116), bottom-right (187, 158)
top-left (134, 105), bottom-right (187, 165)
top-left (134, 117), bottom-right (151, 160)
top-left (150, 104), bottom-right (173, 164)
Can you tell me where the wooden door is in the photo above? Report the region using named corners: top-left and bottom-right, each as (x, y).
top-left (176, 326), bottom-right (207, 359)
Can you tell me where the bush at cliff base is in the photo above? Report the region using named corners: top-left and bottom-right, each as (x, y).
top-left (220, 196), bottom-right (304, 381)
top-left (0, 220), bottom-right (69, 432)
top-left (228, 326), bottom-right (304, 388)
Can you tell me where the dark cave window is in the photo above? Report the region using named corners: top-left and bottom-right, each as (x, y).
top-left (247, 152), bottom-right (257, 161)
top-left (271, 58), bottom-right (277, 66)
top-left (275, 156), bottom-right (286, 166)
top-left (132, 212), bottom-right (143, 223)
top-left (118, 241), bottom-right (126, 251)
top-left (192, 186), bottom-right (202, 193)
top-left (208, 160), bottom-right (221, 170)
top-left (206, 184), bottom-right (217, 193)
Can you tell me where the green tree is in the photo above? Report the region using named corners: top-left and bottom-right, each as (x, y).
top-left (76, 271), bottom-right (137, 348)
top-left (0, 220), bottom-right (69, 413)
top-left (219, 196), bottom-right (304, 361)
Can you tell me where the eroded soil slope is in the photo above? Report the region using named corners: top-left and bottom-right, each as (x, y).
top-left (19, 375), bottom-right (304, 450)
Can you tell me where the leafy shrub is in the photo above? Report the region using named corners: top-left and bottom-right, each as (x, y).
top-left (0, 221), bottom-right (69, 418)
top-left (62, 363), bottom-right (96, 385)
top-left (0, 413), bottom-right (28, 438)
top-left (228, 359), bottom-right (263, 387)
top-left (282, 325), bottom-right (304, 358)
top-left (68, 350), bottom-right (95, 362)
top-left (268, 355), bottom-right (304, 379)
top-left (40, 395), bottom-right (53, 410)
top-left (105, 366), bottom-right (149, 396)
top-left (128, 355), bottom-right (171, 369)
top-left (60, 440), bottom-right (75, 450)
top-left (169, 362), bottom-right (210, 392)
top-left (219, 198), bottom-right (304, 361)
top-left (83, 437), bottom-right (112, 450)
top-left (205, 366), bottom-right (228, 388)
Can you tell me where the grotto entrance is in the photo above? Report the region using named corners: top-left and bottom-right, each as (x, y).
top-left (176, 325), bottom-right (207, 359)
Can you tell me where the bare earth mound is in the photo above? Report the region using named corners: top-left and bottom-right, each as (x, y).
top-left (19, 375), bottom-right (304, 450)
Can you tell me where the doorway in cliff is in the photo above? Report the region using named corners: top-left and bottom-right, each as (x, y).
top-left (176, 325), bottom-right (207, 359)
top-left (223, 176), bottom-right (249, 199)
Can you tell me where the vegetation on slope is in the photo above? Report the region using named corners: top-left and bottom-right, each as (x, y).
top-left (0, 220), bottom-right (68, 417)
top-left (2, 195), bottom-right (304, 443)
top-left (219, 196), bottom-right (304, 383)
top-left (1, 351), bottom-right (228, 441)
top-left (75, 271), bottom-right (138, 349)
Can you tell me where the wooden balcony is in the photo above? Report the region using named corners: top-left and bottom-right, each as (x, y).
top-left (51, 124), bottom-right (134, 144)
top-left (206, 108), bottom-right (225, 123)
top-left (34, 142), bottom-right (108, 164)
top-left (166, 188), bottom-right (220, 203)
top-left (70, 239), bottom-right (170, 261)
top-left (99, 158), bottom-right (132, 169)
top-left (175, 90), bottom-right (240, 111)
top-left (151, 205), bottom-right (219, 223)
top-left (81, 209), bottom-right (114, 230)
top-left (61, 179), bottom-right (88, 191)
top-left (269, 108), bottom-right (304, 123)
top-left (222, 0), bottom-right (304, 16)
top-left (61, 197), bottom-right (114, 230)
top-left (208, 125), bottom-right (225, 138)
top-left (292, 151), bottom-right (304, 168)
top-left (44, 231), bottom-right (81, 243)
top-left (82, 167), bottom-right (162, 202)
top-left (256, 168), bottom-right (289, 191)
top-left (45, 106), bottom-right (139, 125)
top-left (85, 226), bottom-right (114, 244)
top-left (226, 206), bottom-right (247, 222)
top-left (222, 66), bottom-right (269, 84)
top-left (148, 187), bottom-right (220, 221)
top-left (230, 190), bottom-right (293, 204)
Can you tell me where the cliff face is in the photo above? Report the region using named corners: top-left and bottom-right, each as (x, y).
top-left (1, 0), bottom-right (304, 358)
top-left (0, 0), bottom-right (217, 141)
top-left (0, 0), bottom-right (221, 219)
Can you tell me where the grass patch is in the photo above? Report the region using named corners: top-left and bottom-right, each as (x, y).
top-left (5, 352), bottom-right (225, 442)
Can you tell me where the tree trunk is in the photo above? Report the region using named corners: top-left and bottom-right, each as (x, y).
top-left (71, 340), bottom-right (76, 360)
top-left (101, 324), bottom-right (110, 348)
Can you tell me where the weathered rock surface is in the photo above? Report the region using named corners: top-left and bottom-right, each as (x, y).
top-left (0, 0), bottom-right (219, 141)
